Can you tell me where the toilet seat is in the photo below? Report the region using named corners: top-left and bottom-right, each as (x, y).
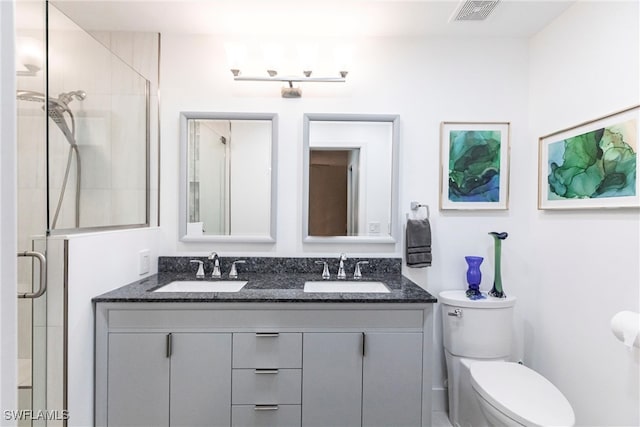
top-left (470, 362), bottom-right (575, 427)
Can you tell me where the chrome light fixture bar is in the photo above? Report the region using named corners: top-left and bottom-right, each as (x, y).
top-left (229, 69), bottom-right (348, 98)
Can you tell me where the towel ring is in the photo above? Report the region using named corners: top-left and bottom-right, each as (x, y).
top-left (407, 201), bottom-right (429, 220)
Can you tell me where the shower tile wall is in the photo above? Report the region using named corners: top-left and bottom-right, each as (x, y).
top-left (90, 31), bottom-right (160, 227)
top-left (45, 5), bottom-right (156, 230)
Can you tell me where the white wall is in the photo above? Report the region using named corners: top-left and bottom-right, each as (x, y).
top-left (65, 227), bottom-right (160, 427)
top-left (160, 34), bottom-right (529, 261)
top-left (230, 120), bottom-right (272, 235)
top-left (528, 2), bottom-right (639, 425)
top-left (0, 0), bottom-right (18, 421)
top-left (160, 32), bottom-right (530, 408)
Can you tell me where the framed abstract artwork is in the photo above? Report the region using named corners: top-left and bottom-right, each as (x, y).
top-left (538, 105), bottom-right (639, 210)
top-left (439, 122), bottom-right (510, 210)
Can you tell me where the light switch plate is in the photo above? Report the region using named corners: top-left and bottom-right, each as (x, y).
top-left (139, 249), bottom-right (150, 275)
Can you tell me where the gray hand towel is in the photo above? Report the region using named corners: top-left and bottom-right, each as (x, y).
top-left (406, 218), bottom-right (432, 267)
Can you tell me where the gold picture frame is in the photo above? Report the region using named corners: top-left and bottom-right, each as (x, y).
top-left (538, 105), bottom-right (639, 210)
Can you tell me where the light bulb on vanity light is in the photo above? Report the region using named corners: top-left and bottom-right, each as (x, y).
top-left (261, 43), bottom-right (284, 77)
top-left (16, 36), bottom-right (43, 77)
top-left (333, 45), bottom-right (354, 79)
top-left (297, 43), bottom-right (318, 78)
top-left (224, 42), bottom-right (247, 77)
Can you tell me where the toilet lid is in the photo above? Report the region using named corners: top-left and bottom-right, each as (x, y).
top-left (439, 290), bottom-right (517, 308)
top-left (470, 362), bottom-right (575, 427)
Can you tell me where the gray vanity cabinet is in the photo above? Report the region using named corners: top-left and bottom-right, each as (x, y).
top-left (302, 333), bottom-right (364, 427)
top-left (361, 332), bottom-right (423, 427)
top-left (301, 332), bottom-right (423, 427)
top-left (170, 333), bottom-right (232, 427)
top-left (107, 333), bottom-right (170, 427)
top-left (95, 303), bottom-right (434, 427)
top-left (105, 332), bottom-right (231, 427)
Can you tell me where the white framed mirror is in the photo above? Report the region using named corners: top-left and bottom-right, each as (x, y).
top-left (303, 113), bottom-right (400, 244)
top-left (179, 112), bottom-right (277, 242)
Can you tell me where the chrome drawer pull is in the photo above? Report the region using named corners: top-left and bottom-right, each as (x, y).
top-left (255, 369), bottom-right (279, 374)
top-left (254, 405), bottom-right (279, 411)
top-left (255, 332), bottom-right (279, 337)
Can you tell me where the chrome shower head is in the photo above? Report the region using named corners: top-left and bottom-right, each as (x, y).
top-left (57, 90), bottom-right (86, 105)
top-left (48, 105), bottom-right (76, 146)
top-left (16, 89), bottom-right (85, 146)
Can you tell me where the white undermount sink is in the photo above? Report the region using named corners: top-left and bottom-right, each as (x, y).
top-left (153, 280), bottom-right (248, 293)
top-left (303, 281), bottom-right (390, 293)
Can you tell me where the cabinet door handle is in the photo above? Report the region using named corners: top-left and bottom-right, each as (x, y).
top-left (166, 333), bottom-right (173, 358)
top-left (255, 332), bottom-right (279, 337)
top-left (254, 405), bottom-right (279, 411)
top-left (254, 369), bottom-right (279, 374)
top-left (362, 332), bottom-right (366, 357)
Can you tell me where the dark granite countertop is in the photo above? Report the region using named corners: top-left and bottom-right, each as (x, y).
top-left (92, 272), bottom-right (437, 304)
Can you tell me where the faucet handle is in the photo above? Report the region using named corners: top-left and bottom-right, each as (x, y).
top-left (353, 261), bottom-right (369, 280)
top-left (211, 263), bottom-right (221, 278)
top-left (315, 261), bottom-right (330, 280)
top-left (190, 260), bottom-right (205, 279)
top-left (337, 253), bottom-right (348, 279)
top-left (229, 260), bottom-right (246, 279)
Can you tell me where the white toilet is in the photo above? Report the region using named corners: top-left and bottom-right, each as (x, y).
top-left (440, 290), bottom-right (575, 427)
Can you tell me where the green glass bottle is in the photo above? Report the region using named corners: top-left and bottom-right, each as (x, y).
top-left (488, 232), bottom-right (508, 298)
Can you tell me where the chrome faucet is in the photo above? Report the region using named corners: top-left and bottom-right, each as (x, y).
top-left (353, 261), bottom-right (369, 280)
top-left (337, 253), bottom-right (348, 279)
top-left (229, 260), bottom-right (246, 279)
top-left (190, 260), bottom-right (205, 279)
top-left (209, 252), bottom-right (221, 278)
top-left (315, 261), bottom-right (330, 280)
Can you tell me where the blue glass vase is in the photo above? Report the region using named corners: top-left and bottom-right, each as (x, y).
top-left (465, 256), bottom-right (485, 300)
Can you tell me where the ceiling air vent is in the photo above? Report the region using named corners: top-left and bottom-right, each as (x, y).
top-left (451, 0), bottom-right (500, 21)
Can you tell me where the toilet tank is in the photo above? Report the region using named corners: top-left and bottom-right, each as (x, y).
top-left (440, 290), bottom-right (517, 359)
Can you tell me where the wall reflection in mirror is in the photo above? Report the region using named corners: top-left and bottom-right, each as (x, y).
top-left (303, 114), bottom-right (399, 243)
top-left (180, 113), bottom-right (277, 242)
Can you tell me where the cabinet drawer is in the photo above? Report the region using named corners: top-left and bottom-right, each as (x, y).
top-left (232, 369), bottom-right (301, 404)
top-left (232, 404), bottom-right (301, 427)
top-left (233, 333), bottom-right (302, 368)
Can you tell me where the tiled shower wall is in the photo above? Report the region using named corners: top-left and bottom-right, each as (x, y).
top-left (46, 13), bottom-right (151, 230)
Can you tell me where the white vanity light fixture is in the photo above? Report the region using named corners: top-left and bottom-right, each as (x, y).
top-left (16, 36), bottom-right (43, 77)
top-left (225, 42), bottom-right (350, 98)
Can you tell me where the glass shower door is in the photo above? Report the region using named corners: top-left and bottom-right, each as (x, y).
top-left (15, 0), bottom-right (51, 425)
